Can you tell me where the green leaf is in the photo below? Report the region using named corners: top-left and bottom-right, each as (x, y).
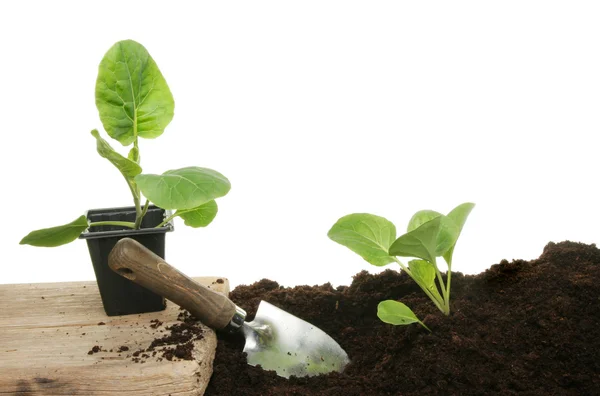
top-left (388, 216), bottom-right (442, 263)
top-left (128, 146), bottom-right (140, 163)
top-left (377, 300), bottom-right (430, 331)
top-left (91, 129), bottom-right (142, 178)
top-left (95, 40), bottom-right (174, 146)
top-left (409, 259), bottom-right (443, 302)
top-left (407, 210), bottom-right (459, 256)
top-left (178, 200), bottom-right (218, 228)
top-left (446, 202), bottom-right (475, 233)
top-left (407, 210), bottom-right (442, 232)
top-left (20, 215), bottom-right (89, 247)
top-left (135, 167), bottom-right (231, 210)
top-left (327, 213), bottom-right (396, 266)
top-left (443, 202), bottom-right (475, 266)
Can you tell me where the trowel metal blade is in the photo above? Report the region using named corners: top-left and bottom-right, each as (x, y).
top-left (241, 301), bottom-right (350, 378)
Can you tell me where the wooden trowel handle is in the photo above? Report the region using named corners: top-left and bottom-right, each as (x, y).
top-left (108, 238), bottom-right (238, 330)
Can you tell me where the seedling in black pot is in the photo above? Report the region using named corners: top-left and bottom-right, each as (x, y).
top-left (20, 40), bottom-right (230, 315)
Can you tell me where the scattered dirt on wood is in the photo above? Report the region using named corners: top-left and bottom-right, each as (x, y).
top-left (162, 341), bottom-right (195, 361)
top-left (87, 345), bottom-right (103, 355)
top-left (86, 308), bottom-right (205, 363)
top-left (127, 314), bottom-right (204, 363)
top-left (150, 319), bottom-right (163, 329)
top-left (205, 241), bottom-right (600, 395)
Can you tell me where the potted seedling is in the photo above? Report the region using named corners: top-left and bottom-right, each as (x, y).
top-left (20, 39), bottom-right (231, 316)
top-left (328, 202), bottom-right (475, 330)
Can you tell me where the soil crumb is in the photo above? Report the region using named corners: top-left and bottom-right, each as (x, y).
top-left (87, 345), bottom-right (102, 355)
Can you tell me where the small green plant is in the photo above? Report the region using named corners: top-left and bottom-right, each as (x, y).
top-left (328, 202), bottom-right (475, 331)
top-left (20, 40), bottom-right (230, 247)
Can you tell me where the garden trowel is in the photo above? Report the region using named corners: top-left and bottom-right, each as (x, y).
top-left (108, 238), bottom-right (350, 378)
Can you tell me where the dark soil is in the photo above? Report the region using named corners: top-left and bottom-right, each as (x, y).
top-left (205, 241), bottom-right (600, 395)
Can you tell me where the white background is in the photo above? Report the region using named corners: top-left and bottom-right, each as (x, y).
top-left (1, 1), bottom-right (599, 290)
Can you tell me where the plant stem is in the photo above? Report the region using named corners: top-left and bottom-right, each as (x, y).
top-left (432, 258), bottom-right (450, 315)
top-left (127, 134), bottom-right (143, 228)
top-left (154, 206), bottom-right (198, 228)
top-left (90, 221), bottom-right (137, 229)
top-left (393, 257), bottom-right (446, 313)
top-left (418, 320), bottom-right (432, 333)
top-left (155, 211), bottom-right (181, 228)
top-left (444, 257), bottom-right (453, 315)
top-left (142, 199), bottom-right (150, 215)
top-left (124, 176), bottom-right (141, 215)
top-left (134, 199), bottom-right (150, 229)
top-left (133, 139), bottom-right (139, 161)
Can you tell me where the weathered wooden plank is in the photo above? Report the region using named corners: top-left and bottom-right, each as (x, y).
top-left (0, 277), bottom-right (229, 395)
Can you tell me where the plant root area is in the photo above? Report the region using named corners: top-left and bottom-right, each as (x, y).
top-left (205, 241), bottom-right (600, 395)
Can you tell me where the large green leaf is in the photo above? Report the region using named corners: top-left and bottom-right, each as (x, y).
top-left (327, 213), bottom-right (396, 267)
top-left (178, 200), bottom-right (218, 228)
top-left (135, 167), bottom-right (231, 210)
top-left (409, 259), bottom-right (443, 302)
top-left (20, 215), bottom-right (89, 247)
top-left (389, 216), bottom-right (443, 263)
top-left (95, 40), bottom-right (174, 146)
top-left (91, 129), bottom-right (142, 178)
top-left (407, 210), bottom-right (459, 256)
top-left (377, 300), bottom-right (430, 331)
top-left (443, 202), bottom-right (475, 266)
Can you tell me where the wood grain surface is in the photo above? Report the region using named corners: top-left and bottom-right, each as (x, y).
top-left (0, 277), bottom-right (229, 395)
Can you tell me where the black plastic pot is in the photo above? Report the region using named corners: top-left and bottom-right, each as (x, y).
top-left (79, 205), bottom-right (174, 316)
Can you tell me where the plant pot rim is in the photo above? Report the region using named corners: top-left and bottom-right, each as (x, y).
top-left (78, 205), bottom-right (174, 240)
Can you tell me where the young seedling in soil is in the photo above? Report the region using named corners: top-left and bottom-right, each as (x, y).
top-left (328, 202), bottom-right (474, 331)
top-left (20, 40), bottom-right (230, 247)
top-left (207, 241), bottom-right (600, 395)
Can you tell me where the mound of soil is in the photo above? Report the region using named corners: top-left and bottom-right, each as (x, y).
top-left (205, 241), bottom-right (600, 395)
